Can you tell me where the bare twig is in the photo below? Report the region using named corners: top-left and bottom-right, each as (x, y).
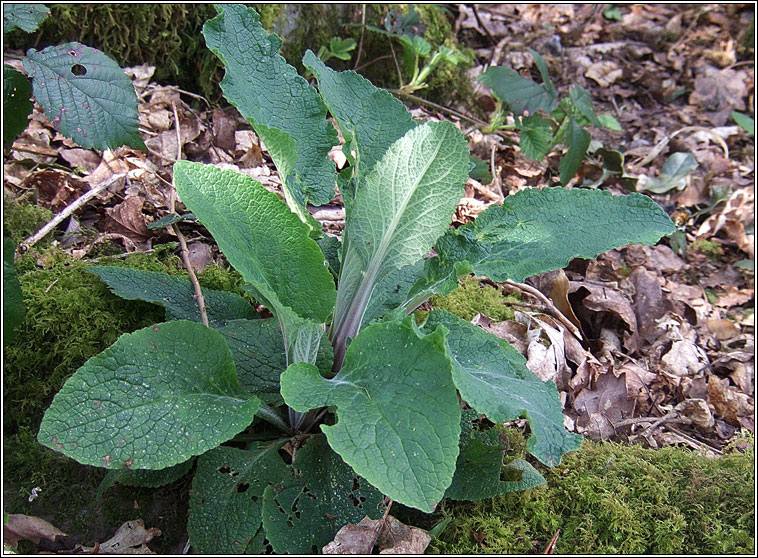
top-left (19, 173), bottom-right (126, 252)
top-left (367, 499), bottom-right (394, 553)
top-left (10, 142), bottom-right (60, 157)
top-left (170, 101), bottom-right (209, 327)
top-left (503, 279), bottom-right (583, 339)
top-left (388, 38), bottom-right (404, 88)
top-left (355, 54), bottom-right (394, 72)
top-left (472, 4), bottom-right (497, 45)
top-left (353, 4), bottom-right (367, 70)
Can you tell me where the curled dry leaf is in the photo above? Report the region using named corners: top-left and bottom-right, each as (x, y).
top-left (688, 66), bottom-right (748, 126)
top-left (585, 60), bottom-right (623, 87)
top-left (696, 187), bottom-right (754, 258)
top-left (570, 280), bottom-right (639, 352)
top-left (574, 371), bottom-right (635, 441)
top-left (104, 196), bottom-right (151, 245)
top-left (675, 398), bottom-right (715, 429)
top-left (322, 515), bottom-right (431, 555)
top-left (94, 519), bottom-right (161, 555)
top-left (707, 375), bottom-right (755, 427)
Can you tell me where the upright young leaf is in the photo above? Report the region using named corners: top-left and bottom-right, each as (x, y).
top-left (202, 4), bottom-right (338, 211)
top-left (261, 434), bottom-right (385, 554)
top-left (424, 310), bottom-right (582, 466)
top-left (38, 320), bottom-right (260, 469)
top-left (89, 266), bottom-right (257, 327)
top-left (173, 161), bottom-right (336, 324)
top-left (281, 320), bottom-right (461, 513)
top-left (23, 43), bottom-right (145, 150)
top-left (569, 84), bottom-right (602, 127)
top-left (189, 442), bottom-right (290, 554)
top-left (479, 66), bottom-right (558, 115)
top-left (303, 50), bottom-right (416, 181)
top-left (558, 117), bottom-right (591, 185)
top-left (417, 187), bottom-right (676, 289)
top-left (331, 121), bottom-right (469, 359)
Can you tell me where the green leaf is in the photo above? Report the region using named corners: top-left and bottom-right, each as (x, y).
top-left (4, 65), bottom-right (33, 147)
top-left (569, 84), bottom-right (602, 127)
top-left (100, 458), bottom-right (194, 494)
top-left (202, 5), bottom-right (338, 210)
top-left (331, 121), bottom-right (469, 355)
top-left (3, 239), bottom-right (25, 346)
top-left (261, 434), bottom-right (385, 554)
top-left (217, 318), bottom-right (334, 405)
top-left (468, 155), bottom-right (493, 184)
top-left (89, 266), bottom-right (257, 328)
top-left (3, 3), bottom-right (50, 33)
top-left (732, 110), bottom-right (755, 135)
top-left (317, 234), bottom-right (341, 277)
top-left (603, 5), bottom-right (623, 21)
top-left (425, 187), bottom-right (676, 285)
top-left (303, 49), bottom-right (416, 182)
top-left (519, 114), bottom-right (553, 160)
top-left (281, 319), bottom-right (461, 512)
top-left (528, 48), bottom-right (556, 99)
top-left (598, 113), bottom-right (622, 131)
top-left (558, 117), bottom-right (591, 185)
top-left (328, 37), bottom-right (356, 60)
top-left (479, 66), bottom-right (558, 115)
top-left (424, 311), bottom-right (582, 466)
top-left (363, 259), bottom-right (426, 325)
top-left (173, 161), bottom-right (336, 324)
top-left (189, 441), bottom-right (290, 554)
top-left (641, 152), bottom-right (698, 194)
top-left (146, 212), bottom-right (195, 230)
top-left (23, 42), bottom-right (144, 150)
top-left (38, 320), bottom-right (260, 469)
top-left (446, 410), bottom-right (545, 500)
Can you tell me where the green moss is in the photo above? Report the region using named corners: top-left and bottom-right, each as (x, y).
top-left (3, 198), bottom-right (53, 245)
top-left (691, 239), bottom-right (724, 260)
top-left (430, 437), bottom-right (755, 554)
top-left (430, 276), bottom-right (520, 321)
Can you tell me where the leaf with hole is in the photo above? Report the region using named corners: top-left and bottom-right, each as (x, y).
top-left (23, 42), bottom-right (144, 150)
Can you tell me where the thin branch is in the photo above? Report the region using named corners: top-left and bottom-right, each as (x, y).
top-left (170, 101), bottom-right (209, 327)
top-left (355, 54), bottom-right (394, 72)
top-left (387, 38), bottom-right (404, 88)
top-left (19, 173), bottom-right (126, 252)
top-left (503, 279), bottom-right (583, 339)
top-left (353, 4), bottom-right (367, 70)
top-left (472, 4), bottom-right (497, 45)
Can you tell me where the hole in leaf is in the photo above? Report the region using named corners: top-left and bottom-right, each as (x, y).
top-left (312, 545), bottom-right (319, 553)
top-left (218, 465), bottom-right (231, 474)
top-left (351, 477), bottom-right (360, 491)
top-left (251, 495), bottom-right (259, 502)
top-left (359, 496), bottom-right (366, 502)
top-left (236, 482), bottom-right (250, 493)
top-left (70, 64), bottom-right (87, 76)
top-left (349, 493), bottom-right (360, 507)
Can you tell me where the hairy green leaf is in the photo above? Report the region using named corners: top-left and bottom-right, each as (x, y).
top-left (202, 5), bottom-right (337, 210)
top-left (100, 458), bottom-right (195, 493)
top-left (262, 434), bottom-right (385, 554)
top-left (446, 410), bottom-right (545, 500)
top-left (3, 3), bottom-right (50, 33)
top-left (38, 320), bottom-right (259, 469)
top-left (519, 114), bottom-right (553, 160)
top-left (189, 442), bottom-right (290, 554)
top-left (479, 66), bottom-right (558, 115)
top-left (173, 161), bottom-right (336, 324)
top-left (331, 121), bottom-right (469, 360)
top-left (89, 266), bottom-right (257, 328)
top-left (146, 212), bottom-right (195, 230)
top-left (217, 318), bottom-right (333, 404)
top-left (558, 117), bottom-right (591, 185)
top-left (303, 50), bottom-right (416, 182)
top-left (23, 42), bottom-right (144, 150)
top-left (3, 65), bottom-right (33, 147)
top-left (424, 311), bottom-right (582, 466)
top-left (418, 187), bottom-right (676, 289)
top-left (640, 152), bottom-right (698, 194)
top-left (569, 84), bottom-right (602, 127)
top-left (282, 319), bottom-right (461, 512)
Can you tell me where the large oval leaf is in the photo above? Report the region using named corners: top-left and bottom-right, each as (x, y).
top-left (282, 319), bottom-right (461, 512)
top-left (23, 42), bottom-right (144, 150)
top-left (3, 65), bottom-right (33, 147)
top-left (38, 320), bottom-right (259, 469)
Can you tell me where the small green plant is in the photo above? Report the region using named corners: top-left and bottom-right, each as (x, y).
top-left (365, 4), bottom-right (468, 93)
top-left (316, 36), bottom-right (356, 64)
top-left (479, 49), bottom-right (621, 185)
top-left (3, 3), bottom-right (143, 150)
top-left (38, 5), bottom-right (676, 553)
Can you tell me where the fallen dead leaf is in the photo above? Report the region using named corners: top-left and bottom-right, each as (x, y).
top-left (211, 108), bottom-right (238, 152)
top-left (705, 318), bottom-right (740, 340)
top-left (104, 196), bottom-right (152, 245)
top-left (675, 398), bottom-right (715, 429)
top-left (323, 515), bottom-right (430, 555)
top-left (3, 514), bottom-right (66, 548)
top-left (688, 66), bottom-right (748, 126)
top-left (570, 280), bottom-right (639, 352)
top-left (585, 60), bottom-right (623, 87)
top-left (574, 371), bottom-right (635, 441)
top-left (707, 375), bottom-right (754, 426)
top-left (95, 519), bottom-right (161, 554)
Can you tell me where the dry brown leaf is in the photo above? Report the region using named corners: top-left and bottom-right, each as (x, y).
top-left (620, 362), bottom-right (658, 402)
top-left (570, 280), bottom-right (639, 352)
top-left (688, 66), bottom-right (748, 126)
top-left (675, 398), bottom-right (715, 429)
top-left (59, 148), bottom-right (102, 174)
top-left (211, 108), bottom-right (238, 152)
top-left (104, 196), bottom-right (151, 244)
top-left (147, 109), bottom-right (173, 131)
top-left (378, 515), bottom-right (432, 554)
top-left (471, 314), bottom-right (530, 356)
top-left (24, 168), bottom-right (89, 212)
top-left (3, 514), bottom-right (66, 548)
top-left (574, 371), bottom-right (635, 440)
top-left (630, 267), bottom-right (666, 344)
top-left (705, 318), bottom-right (740, 340)
top-left (707, 375), bottom-right (754, 426)
top-left (323, 515), bottom-right (430, 555)
top-left (95, 519), bottom-right (161, 554)
top-left (585, 60), bottom-right (623, 87)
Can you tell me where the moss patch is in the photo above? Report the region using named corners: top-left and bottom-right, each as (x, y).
top-left (430, 436), bottom-right (755, 554)
top-left (3, 198), bottom-right (53, 245)
top-left (430, 275), bottom-right (520, 321)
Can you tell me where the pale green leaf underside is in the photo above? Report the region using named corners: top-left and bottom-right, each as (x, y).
top-left (202, 4), bottom-right (337, 206)
top-left (424, 310), bottom-right (582, 467)
top-left (38, 320), bottom-right (259, 470)
top-left (173, 161), bottom-right (336, 323)
top-left (281, 320), bottom-right (461, 512)
top-left (189, 442), bottom-right (290, 554)
top-left (89, 266), bottom-right (257, 328)
top-left (428, 187), bottom-right (677, 285)
top-left (262, 434), bottom-right (385, 554)
top-left (333, 121), bottom-right (469, 343)
top-left (23, 42), bottom-right (145, 150)
top-left (303, 50), bottom-right (416, 181)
